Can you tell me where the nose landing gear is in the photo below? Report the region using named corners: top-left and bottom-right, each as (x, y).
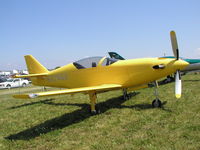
top-left (152, 81), bottom-right (162, 108)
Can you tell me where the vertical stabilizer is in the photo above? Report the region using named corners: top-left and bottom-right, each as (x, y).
top-left (24, 55), bottom-right (49, 74)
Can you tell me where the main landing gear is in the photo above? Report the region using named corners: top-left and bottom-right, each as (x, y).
top-left (89, 92), bottom-right (100, 115)
top-left (122, 88), bottom-right (137, 100)
top-left (88, 89), bottom-right (133, 115)
top-left (88, 83), bottom-right (162, 115)
top-left (152, 81), bottom-right (162, 108)
top-left (123, 89), bottom-right (130, 100)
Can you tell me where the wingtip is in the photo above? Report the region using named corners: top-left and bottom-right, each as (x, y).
top-left (13, 93), bottom-right (38, 99)
top-left (13, 94), bottom-right (30, 99)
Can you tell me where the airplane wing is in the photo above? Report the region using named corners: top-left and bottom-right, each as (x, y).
top-left (13, 84), bottom-right (122, 99)
top-left (13, 73), bottom-right (48, 78)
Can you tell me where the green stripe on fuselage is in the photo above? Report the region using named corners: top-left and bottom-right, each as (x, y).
top-left (162, 56), bottom-right (200, 64)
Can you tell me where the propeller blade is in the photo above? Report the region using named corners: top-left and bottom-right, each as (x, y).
top-left (175, 70), bottom-right (182, 98)
top-left (170, 31), bottom-right (179, 60)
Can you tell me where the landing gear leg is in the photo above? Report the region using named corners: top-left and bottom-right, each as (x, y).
top-left (166, 75), bottom-right (175, 83)
top-left (123, 88), bottom-right (129, 100)
top-left (89, 92), bottom-right (99, 115)
top-left (152, 81), bottom-right (162, 108)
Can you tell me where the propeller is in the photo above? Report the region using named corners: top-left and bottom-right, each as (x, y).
top-left (170, 31), bottom-right (182, 98)
top-left (170, 31), bottom-right (179, 60)
top-left (175, 70), bottom-right (181, 98)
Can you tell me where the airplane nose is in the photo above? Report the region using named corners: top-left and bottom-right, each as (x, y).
top-left (174, 59), bottom-right (189, 70)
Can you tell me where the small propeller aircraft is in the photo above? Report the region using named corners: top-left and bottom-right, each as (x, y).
top-left (13, 31), bottom-right (189, 114)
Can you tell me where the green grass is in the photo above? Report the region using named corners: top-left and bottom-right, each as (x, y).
top-left (0, 74), bottom-right (200, 150)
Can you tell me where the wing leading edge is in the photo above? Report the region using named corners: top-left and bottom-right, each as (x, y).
top-left (13, 84), bottom-right (122, 99)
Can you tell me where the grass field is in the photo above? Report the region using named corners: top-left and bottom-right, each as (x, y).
top-left (0, 74), bottom-right (200, 150)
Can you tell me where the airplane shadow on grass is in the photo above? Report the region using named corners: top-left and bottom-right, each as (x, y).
top-left (5, 92), bottom-right (169, 140)
top-left (7, 98), bottom-right (56, 109)
top-left (182, 79), bottom-right (200, 82)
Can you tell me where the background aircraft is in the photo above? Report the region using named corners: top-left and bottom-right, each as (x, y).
top-left (108, 52), bottom-right (125, 60)
top-left (109, 51), bottom-right (200, 83)
top-left (109, 53), bottom-right (200, 73)
top-left (162, 56), bottom-right (200, 73)
top-left (13, 31), bottom-right (188, 114)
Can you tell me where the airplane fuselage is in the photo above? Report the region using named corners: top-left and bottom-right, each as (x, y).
top-left (30, 57), bottom-right (188, 89)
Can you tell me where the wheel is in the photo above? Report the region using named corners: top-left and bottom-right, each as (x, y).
top-left (6, 84), bottom-right (11, 89)
top-left (123, 89), bottom-right (130, 100)
top-left (91, 110), bottom-right (97, 115)
top-left (152, 99), bottom-right (162, 108)
top-left (123, 95), bottom-right (128, 100)
top-left (90, 107), bottom-right (100, 115)
top-left (123, 93), bottom-right (130, 100)
top-left (22, 83), bottom-right (26, 87)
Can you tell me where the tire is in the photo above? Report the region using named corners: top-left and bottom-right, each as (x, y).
top-left (22, 83), bottom-right (26, 87)
top-left (90, 106), bottom-right (101, 115)
top-left (6, 84), bottom-right (11, 89)
top-left (152, 99), bottom-right (162, 108)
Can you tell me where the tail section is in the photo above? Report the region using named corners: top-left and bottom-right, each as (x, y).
top-left (25, 55), bottom-right (49, 74)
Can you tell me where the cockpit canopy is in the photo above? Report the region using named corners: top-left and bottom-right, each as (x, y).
top-left (73, 56), bottom-right (118, 69)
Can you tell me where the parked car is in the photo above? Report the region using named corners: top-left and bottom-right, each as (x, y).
top-left (0, 78), bottom-right (7, 83)
top-left (0, 78), bottom-right (29, 89)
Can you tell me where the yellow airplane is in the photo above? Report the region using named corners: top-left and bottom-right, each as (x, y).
top-left (13, 31), bottom-right (189, 114)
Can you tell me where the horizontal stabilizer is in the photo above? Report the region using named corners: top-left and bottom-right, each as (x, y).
top-left (13, 73), bottom-right (48, 78)
top-left (13, 84), bottom-right (122, 99)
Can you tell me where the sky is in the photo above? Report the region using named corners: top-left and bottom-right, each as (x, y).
top-left (1, 0), bottom-right (200, 70)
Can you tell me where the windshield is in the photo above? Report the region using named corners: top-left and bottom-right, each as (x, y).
top-left (73, 56), bottom-right (118, 69)
top-left (6, 79), bottom-right (14, 82)
top-left (101, 57), bottom-right (118, 66)
top-left (0, 78), bottom-right (7, 83)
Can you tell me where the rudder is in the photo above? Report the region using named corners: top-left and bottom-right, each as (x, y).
top-left (25, 55), bottom-right (49, 74)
